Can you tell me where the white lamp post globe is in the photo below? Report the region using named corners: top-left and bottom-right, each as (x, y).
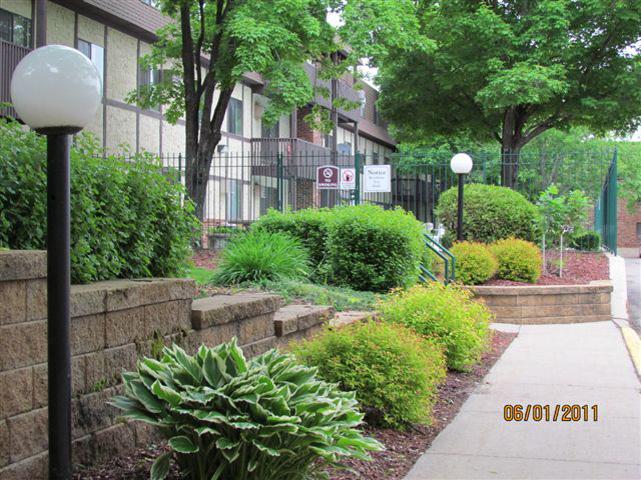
top-left (450, 153), bottom-right (473, 174)
top-left (10, 45), bottom-right (102, 132)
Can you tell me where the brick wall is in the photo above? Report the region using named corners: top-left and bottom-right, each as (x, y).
top-left (0, 250), bottom-right (331, 479)
top-left (617, 199), bottom-right (641, 255)
top-left (296, 106), bottom-right (323, 145)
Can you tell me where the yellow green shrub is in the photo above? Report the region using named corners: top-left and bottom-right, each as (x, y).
top-left (450, 241), bottom-right (498, 285)
top-left (491, 238), bottom-right (542, 283)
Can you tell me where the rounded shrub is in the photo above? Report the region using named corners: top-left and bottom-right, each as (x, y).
top-left (253, 208), bottom-right (332, 268)
top-left (0, 120), bottom-right (198, 283)
top-left (326, 205), bottom-right (424, 292)
top-left (435, 184), bottom-right (540, 243)
top-left (378, 284), bottom-right (493, 371)
top-left (491, 238), bottom-right (542, 283)
top-left (213, 230), bottom-right (310, 284)
top-left (571, 230), bottom-right (601, 251)
top-left (450, 241), bottom-right (498, 285)
top-left (292, 321), bottom-right (447, 429)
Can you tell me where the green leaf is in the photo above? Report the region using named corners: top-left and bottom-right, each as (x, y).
top-left (150, 452), bottom-right (171, 480)
top-left (168, 436), bottom-right (199, 453)
top-left (215, 437), bottom-right (239, 450)
top-left (151, 380), bottom-right (182, 406)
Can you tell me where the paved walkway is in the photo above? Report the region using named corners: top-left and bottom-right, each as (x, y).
top-left (625, 258), bottom-right (641, 330)
top-left (405, 322), bottom-right (641, 479)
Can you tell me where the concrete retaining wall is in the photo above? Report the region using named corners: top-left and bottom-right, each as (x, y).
top-left (471, 281), bottom-right (613, 324)
top-left (0, 251), bottom-right (331, 479)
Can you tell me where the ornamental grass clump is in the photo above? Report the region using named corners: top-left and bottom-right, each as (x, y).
top-left (491, 238), bottom-right (542, 283)
top-left (292, 321), bottom-right (446, 429)
top-left (450, 241), bottom-right (498, 285)
top-left (213, 230), bottom-right (310, 284)
top-left (111, 341), bottom-right (382, 480)
top-left (378, 284), bottom-right (492, 371)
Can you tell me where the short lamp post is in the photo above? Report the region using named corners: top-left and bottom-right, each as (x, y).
top-left (450, 153), bottom-right (473, 241)
top-left (11, 45), bottom-right (102, 479)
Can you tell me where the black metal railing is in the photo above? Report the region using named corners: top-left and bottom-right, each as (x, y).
top-left (0, 39), bottom-right (32, 119)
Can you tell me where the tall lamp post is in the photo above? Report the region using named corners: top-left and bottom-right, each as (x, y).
top-left (11, 45), bottom-right (102, 479)
top-left (450, 153), bottom-right (473, 241)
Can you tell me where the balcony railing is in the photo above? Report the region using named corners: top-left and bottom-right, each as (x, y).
top-left (0, 40), bottom-right (32, 119)
top-left (303, 62), bottom-right (361, 122)
top-left (251, 138), bottom-right (330, 163)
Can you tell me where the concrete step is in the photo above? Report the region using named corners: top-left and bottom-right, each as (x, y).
top-left (329, 310), bottom-right (377, 328)
top-left (191, 293), bottom-right (282, 330)
top-left (273, 304), bottom-right (334, 337)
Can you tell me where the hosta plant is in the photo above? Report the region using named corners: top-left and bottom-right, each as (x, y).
top-left (110, 340), bottom-right (381, 480)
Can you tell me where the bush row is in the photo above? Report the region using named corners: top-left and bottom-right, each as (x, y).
top-left (452, 239), bottom-right (542, 284)
top-left (0, 119), bottom-right (198, 283)
top-left (252, 205), bottom-right (425, 292)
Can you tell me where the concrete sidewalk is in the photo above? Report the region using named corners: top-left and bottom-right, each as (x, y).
top-left (625, 258), bottom-right (641, 330)
top-left (405, 322), bottom-right (641, 479)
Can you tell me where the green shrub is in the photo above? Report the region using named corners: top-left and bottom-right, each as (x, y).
top-left (292, 321), bottom-right (446, 428)
top-left (327, 205), bottom-right (424, 292)
top-left (253, 208), bottom-right (332, 268)
top-left (213, 230), bottom-right (310, 284)
top-left (571, 230), bottom-right (601, 251)
top-left (491, 238), bottom-right (542, 283)
top-left (378, 284), bottom-right (492, 371)
top-left (435, 184), bottom-right (540, 243)
top-left (0, 119), bottom-right (198, 283)
top-left (450, 241), bottom-right (498, 285)
top-left (111, 341), bottom-right (381, 480)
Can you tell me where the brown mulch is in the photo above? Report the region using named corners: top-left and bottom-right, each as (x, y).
top-left (74, 331), bottom-right (516, 480)
top-left (192, 249), bottom-right (220, 270)
top-left (485, 250), bottom-right (609, 286)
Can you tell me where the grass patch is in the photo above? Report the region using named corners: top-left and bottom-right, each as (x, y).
top-left (253, 279), bottom-right (382, 312)
top-left (186, 266), bottom-right (216, 285)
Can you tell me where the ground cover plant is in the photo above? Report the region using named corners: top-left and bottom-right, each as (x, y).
top-left (436, 184), bottom-right (540, 243)
top-left (378, 284), bottom-right (492, 371)
top-left (491, 238), bottom-right (542, 283)
top-left (450, 242), bottom-right (498, 285)
top-left (292, 321), bottom-right (446, 429)
top-left (0, 119), bottom-right (198, 283)
top-left (212, 230), bottom-right (310, 284)
top-left (111, 340), bottom-right (382, 480)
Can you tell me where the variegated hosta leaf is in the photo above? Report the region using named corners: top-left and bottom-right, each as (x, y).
top-left (111, 338), bottom-right (383, 479)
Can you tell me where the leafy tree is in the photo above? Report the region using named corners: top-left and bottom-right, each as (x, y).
top-left (130, 0), bottom-right (423, 219)
top-left (377, 0), bottom-right (641, 187)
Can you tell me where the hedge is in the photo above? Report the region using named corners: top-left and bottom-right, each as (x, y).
top-left (0, 118), bottom-right (199, 283)
top-left (435, 184), bottom-right (540, 243)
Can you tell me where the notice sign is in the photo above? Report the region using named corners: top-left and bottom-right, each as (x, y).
top-left (363, 165), bottom-right (391, 193)
top-left (316, 165), bottom-right (339, 189)
top-left (340, 168), bottom-right (356, 190)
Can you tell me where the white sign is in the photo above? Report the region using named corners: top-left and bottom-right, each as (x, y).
top-left (363, 165), bottom-right (391, 193)
top-left (340, 168), bottom-right (356, 189)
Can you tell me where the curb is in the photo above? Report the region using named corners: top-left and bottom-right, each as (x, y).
top-left (621, 325), bottom-right (641, 377)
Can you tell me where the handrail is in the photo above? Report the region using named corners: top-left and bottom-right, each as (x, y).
top-left (420, 233), bottom-right (456, 284)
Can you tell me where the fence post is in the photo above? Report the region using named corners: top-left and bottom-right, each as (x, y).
top-left (354, 151), bottom-right (361, 205)
top-left (277, 153), bottom-right (283, 212)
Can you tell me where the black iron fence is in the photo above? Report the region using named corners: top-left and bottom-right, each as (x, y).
top-left (105, 148), bottom-right (615, 246)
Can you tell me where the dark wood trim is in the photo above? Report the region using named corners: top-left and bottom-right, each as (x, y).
top-left (102, 24), bottom-right (108, 149)
top-left (73, 12), bottom-right (78, 48)
top-left (136, 39), bottom-right (140, 153)
top-left (106, 98), bottom-right (164, 120)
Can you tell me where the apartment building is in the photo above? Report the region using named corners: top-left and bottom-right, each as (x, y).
top-left (0, 0), bottom-right (397, 226)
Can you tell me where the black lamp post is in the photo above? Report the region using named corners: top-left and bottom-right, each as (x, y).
top-left (450, 153), bottom-right (473, 241)
top-left (11, 45), bottom-right (102, 479)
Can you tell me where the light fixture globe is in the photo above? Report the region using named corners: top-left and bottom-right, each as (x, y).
top-left (450, 153), bottom-right (473, 174)
top-left (10, 45), bottom-right (102, 132)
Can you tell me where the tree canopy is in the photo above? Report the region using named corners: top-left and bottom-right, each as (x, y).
top-left (377, 0), bottom-right (641, 186)
top-left (131, 0), bottom-right (424, 218)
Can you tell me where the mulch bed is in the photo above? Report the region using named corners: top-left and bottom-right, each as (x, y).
top-left (191, 249), bottom-right (220, 270)
top-left (485, 250), bottom-right (609, 286)
top-left (73, 331), bottom-right (516, 480)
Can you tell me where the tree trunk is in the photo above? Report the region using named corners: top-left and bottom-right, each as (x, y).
top-left (500, 143), bottom-right (521, 188)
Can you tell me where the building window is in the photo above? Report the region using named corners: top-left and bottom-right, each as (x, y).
top-left (372, 152), bottom-right (379, 165)
top-left (373, 104), bottom-right (380, 125)
top-left (227, 98), bottom-right (243, 136)
top-left (637, 222), bottom-right (641, 241)
top-left (141, 0), bottom-right (160, 8)
top-left (226, 180), bottom-right (242, 220)
top-left (261, 119), bottom-right (279, 139)
top-left (0, 8), bottom-right (32, 48)
top-left (138, 63), bottom-right (161, 111)
top-left (77, 39), bottom-right (104, 85)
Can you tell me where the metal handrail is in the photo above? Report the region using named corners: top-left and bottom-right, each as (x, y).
top-left (420, 233), bottom-right (456, 284)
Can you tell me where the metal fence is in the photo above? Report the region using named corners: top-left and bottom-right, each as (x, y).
top-left (594, 150), bottom-right (618, 254)
top-left (107, 148), bottom-right (616, 246)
